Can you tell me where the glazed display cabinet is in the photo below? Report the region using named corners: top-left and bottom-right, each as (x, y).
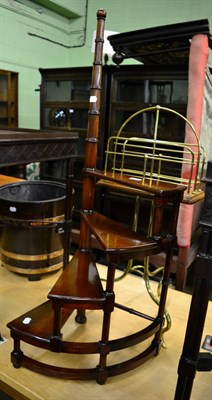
top-left (0, 69), bottom-right (18, 128)
top-left (39, 64), bottom-right (188, 228)
top-left (39, 66), bottom-right (110, 225)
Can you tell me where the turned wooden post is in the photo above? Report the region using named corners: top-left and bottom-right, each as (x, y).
top-left (79, 9), bottom-right (106, 249)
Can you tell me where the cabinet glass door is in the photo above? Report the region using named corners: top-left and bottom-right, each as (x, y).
top-left (110, 70), bottom-right (188, 142)
top-left (44, 80), bottom-right (90, 101)
top-left (115, 78), bottom-right (188, 105)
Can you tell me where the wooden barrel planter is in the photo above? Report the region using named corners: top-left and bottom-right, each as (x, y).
top-left (0, 181), bottom-right (66, 280)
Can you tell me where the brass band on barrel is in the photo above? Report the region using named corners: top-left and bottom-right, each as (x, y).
top-left (1, 214), bottom-right (65, 225)
top-left (1, 261), bottom-right (64, 275)
top-left (1, 248), bottom-right (63, 261)
top-left (30, 214), bottom-right (65, 225)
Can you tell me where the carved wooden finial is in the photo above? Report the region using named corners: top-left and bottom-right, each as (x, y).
top-left (112, 47), bottom-right (124, 66)
top-left (97, 9), bottom-right (107, 19)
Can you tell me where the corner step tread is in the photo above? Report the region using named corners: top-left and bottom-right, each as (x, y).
top-left (81, 210), bottom-right (158, 254)
top-left (48, 250), bottom-right (105, 306)
top-left (7, 300), bottom-right (73, 342)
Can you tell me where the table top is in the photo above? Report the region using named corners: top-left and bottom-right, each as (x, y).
top-left (0, 129), bottom-right (78, 167)
top-left (0, 263), bottom-right (211, 400)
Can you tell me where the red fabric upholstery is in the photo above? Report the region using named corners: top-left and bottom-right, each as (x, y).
top-left (177, 34), bottom-right (209, 247)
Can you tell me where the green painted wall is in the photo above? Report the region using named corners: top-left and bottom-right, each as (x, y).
top-left (0, 0), bottom-right (211, 128)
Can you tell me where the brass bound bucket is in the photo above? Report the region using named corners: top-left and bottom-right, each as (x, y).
top-left (0, 181), bottom-right (66, 280)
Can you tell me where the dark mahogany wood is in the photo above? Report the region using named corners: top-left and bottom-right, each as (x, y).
top-left (0, 128), bottom-right (78, 272)
top-left (81, 210), bottom-right (159, 257)
top-left (85, 169), bottom-right (186, 196)
top-left (107, 19), bottom-right (211, 65)
top-left (0, 129), bottom-right (78, 167)
top-left (8, 301), bottom-right (73, 349)
top-left (48, 249), bottom-right (105, 308)
top-left (174, 161), bottom-right (212, 400)
top-left (7, 9), bottom-right (185, 385)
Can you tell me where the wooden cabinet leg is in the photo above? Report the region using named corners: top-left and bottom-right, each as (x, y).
top-left (75, 309), bottom-right (87, 324)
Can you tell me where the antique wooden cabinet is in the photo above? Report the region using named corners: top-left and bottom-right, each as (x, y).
top-left (39, 64), bottom-right (188, 228)
top-left (39, 66), bottom-right (110, 225)
top-left (0, 69), bottom-right (19, 176)
top-left (0, 69), bottom-right (18, 128)
top-left (103, 64), bottom-right (188, 230)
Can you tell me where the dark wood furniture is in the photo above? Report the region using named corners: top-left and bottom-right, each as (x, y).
top-left (0, 127), bottom-right (78, 350)
top-left (38, 20), bottom-right (211, 291)
top-left (7, 10), bottom-right (186, 384)
top-left (38, 63), bottom-right (191, 290)
top-left (39, 64), bottom-right (188, 229)
top-left (0, 69), bottom-right (20, 178)
top-left (108, 19), bottom-right (211, 65)
top-left (0, 69), bottom-right (18, 129)
top-left (97, 103), bottom-right (205, 294)
top-left (174, 160), bottom-right (212, 399)
top-left (105, 19), bottom-right (211, 291)
top-left (0, 128), bottom-right (78, 272)
top-left (39, 64), bottom-right (110, 226)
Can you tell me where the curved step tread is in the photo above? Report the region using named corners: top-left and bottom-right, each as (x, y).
top-left (48, 250), bottom-right (105, 307)
top-left (7, 300), bottom-right (73, 346)
top-left (81, 210), bottom-right (159, 255)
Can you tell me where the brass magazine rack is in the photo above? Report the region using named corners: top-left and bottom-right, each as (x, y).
top-left (97, 105), bottom-right (205, 334)
top-left (104, 105), bottom-right (205, 201)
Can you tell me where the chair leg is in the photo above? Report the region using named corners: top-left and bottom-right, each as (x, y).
top-left (75, 309), bottom-right (87, 324)
top-left (96, 262), bottom-right (116, 384)
top-left (154, 243), bottom-right (173, 348)
top-left (11, 336), bottom-right (24, 368)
